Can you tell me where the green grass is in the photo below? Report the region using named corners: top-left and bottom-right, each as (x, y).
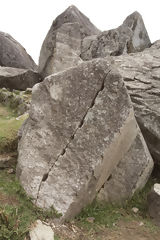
top-left (76, 200), bottom-right (122, 229)
top-left (75, 178), bottom-right (157, 232)
top-left (0, 170), bottom-right (61, 240)
top-left (0, 104), bottom-right (27, 153)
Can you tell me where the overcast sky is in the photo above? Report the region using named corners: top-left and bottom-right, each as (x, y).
top-left (1, 0), bottom-right (159, 63)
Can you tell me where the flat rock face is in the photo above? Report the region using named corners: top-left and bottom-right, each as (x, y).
top-left (147, 183), bottom-right (160, 226)
top-left (81, 11), bottom-right (151, 60)
top-left (109, 41), bottom-right (160, 164)
top-left (0, 32), bottom-right (37, 71)
top-left (17, 59), bottom-right (140, 219)
top-left (29, 220), bottom-right (54, 240)
top-left (38, 5), bottom-right (100, 77)
top-left (0, 67), bottom-right (41, 90)
top-left (98, 130), bottom-right (153, 202)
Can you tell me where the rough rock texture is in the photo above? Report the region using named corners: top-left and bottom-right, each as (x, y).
top-left (17, 59), bottom-right (143, 219)
top-left (147, 183), bottom-right (160, 226)
top-left (81, 11), bottom-right (151, 60)
top-left (29, 220), bottom-right (54, 240)
top-left (98, 130), bottom-right (153, 202)
top-left (38, 5), bottom-right (100, 77)
top-left (0, 32), bottom-right (37, 70)
top-left (107, 40), bottom-right (160, 164)
top-left (0, 67), bottom-right (41, 90)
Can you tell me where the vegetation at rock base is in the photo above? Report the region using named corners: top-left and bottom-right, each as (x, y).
top-left (0, 104), bottom-right (27, 154)
top-left (76, 178), bottom-right (157, 229)
top-left (0, 166), bottom-right (159, 240)
top-left (0, 170), bottom-right (61, 240)
top-left (0, 92), bottom-right (159, 240)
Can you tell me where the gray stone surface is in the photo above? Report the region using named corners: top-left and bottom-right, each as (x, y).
top-left (98, 130), bottom-right (153, 202)
top-left (29, 220), bottom-right (54, 240)
top-left (38, 5), bottom-right (100, 77)
top-left (0, 32), bottom-right (37, 70)
top-left (147, 183), bottom-right (160, 226)
top-left (81, 11), bottom-right (151, 60)
top-left (109, 40), bottom-right (160, 164)
top-left (17, 59), bottom-right (140, 219)
top-left (0, 67), bottom-right (41, 90)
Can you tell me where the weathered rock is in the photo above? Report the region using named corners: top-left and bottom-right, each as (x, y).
top-left (38, 5), bottom-right (100, 77)
top-left (81, 11), bottom-right (151, 60)
top-left (0, 67), bottom-right (41, 90)
top-left (29, 220), bottom-right (54, 240)
top-left (0, 32), bottom-right (37, 70)
top-left (17, 59), bottom-right (141, 219)
top-left (98, 130), bottom-right (153, 202)
top-left (147, 183), bottom-right (160, 226)
top-left (108, 40), bottom-right (160, 164)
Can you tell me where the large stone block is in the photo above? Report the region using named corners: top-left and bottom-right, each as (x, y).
top-left (0, 32), bottom-right (37, 71)
top-left (38, 5), bottom-right (100, 77)
top-left (17, 59), bottom-right (141, 219)
top-left (0, 67), bottom-right (41, 90)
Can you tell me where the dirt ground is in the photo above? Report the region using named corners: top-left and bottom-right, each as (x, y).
top-left (53, 219), bottom-right (160, 240)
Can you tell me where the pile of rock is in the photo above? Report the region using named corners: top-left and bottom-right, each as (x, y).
top-left (16, 5), bottom-right (156, 221)
top-left (1, 5), bottom-right (159, 222)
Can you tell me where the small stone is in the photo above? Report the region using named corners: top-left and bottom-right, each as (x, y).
top-left (29, 220), bottom-right (54, 240)
top-left (132, 207), bottom-right (139, 213)
top-left (7, 168), bottom-right (14, 174)
top-left (86, 217), bottom-right (95, 223)
top-left (0, 155), bottom-right (16, 169)
top-left (25, 88), bottom-right (32, 94)
top-left (139, 222), bottom-right (144, 226)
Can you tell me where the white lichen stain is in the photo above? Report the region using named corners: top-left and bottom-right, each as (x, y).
top-left (50, 85), bottom-right (63, 100)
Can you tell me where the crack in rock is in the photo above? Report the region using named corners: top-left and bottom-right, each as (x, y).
top-left (35, 69), bottom-right (111, 203)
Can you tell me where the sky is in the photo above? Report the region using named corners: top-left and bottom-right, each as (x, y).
top-left (0, 0), bottom-right (160, 64)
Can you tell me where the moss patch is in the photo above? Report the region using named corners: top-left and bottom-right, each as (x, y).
top-left (0, 104), bottom-right (27, 153)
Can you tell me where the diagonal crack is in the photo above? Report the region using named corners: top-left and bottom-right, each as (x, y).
top-left (35, 69), bottom-right (111, 203)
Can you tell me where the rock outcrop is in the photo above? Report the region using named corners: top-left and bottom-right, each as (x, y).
top-left (108, 41), bottom-right (160, 164)
top-left (81, 11), bottom-right (151, 60)
top-left (0, 67), bottom-right (41, 90)
top-left (0, 32), bottom-right (37, 71)
top-left (39, 7), bottom-right (151, 79)
top-left (17, 59), bottom-right (153, 220)
top-left (38, 5), bottom-right (100, 77)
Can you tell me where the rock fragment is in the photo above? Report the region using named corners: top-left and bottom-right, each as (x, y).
top-left (29, 220), bottom-right (54, 240)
